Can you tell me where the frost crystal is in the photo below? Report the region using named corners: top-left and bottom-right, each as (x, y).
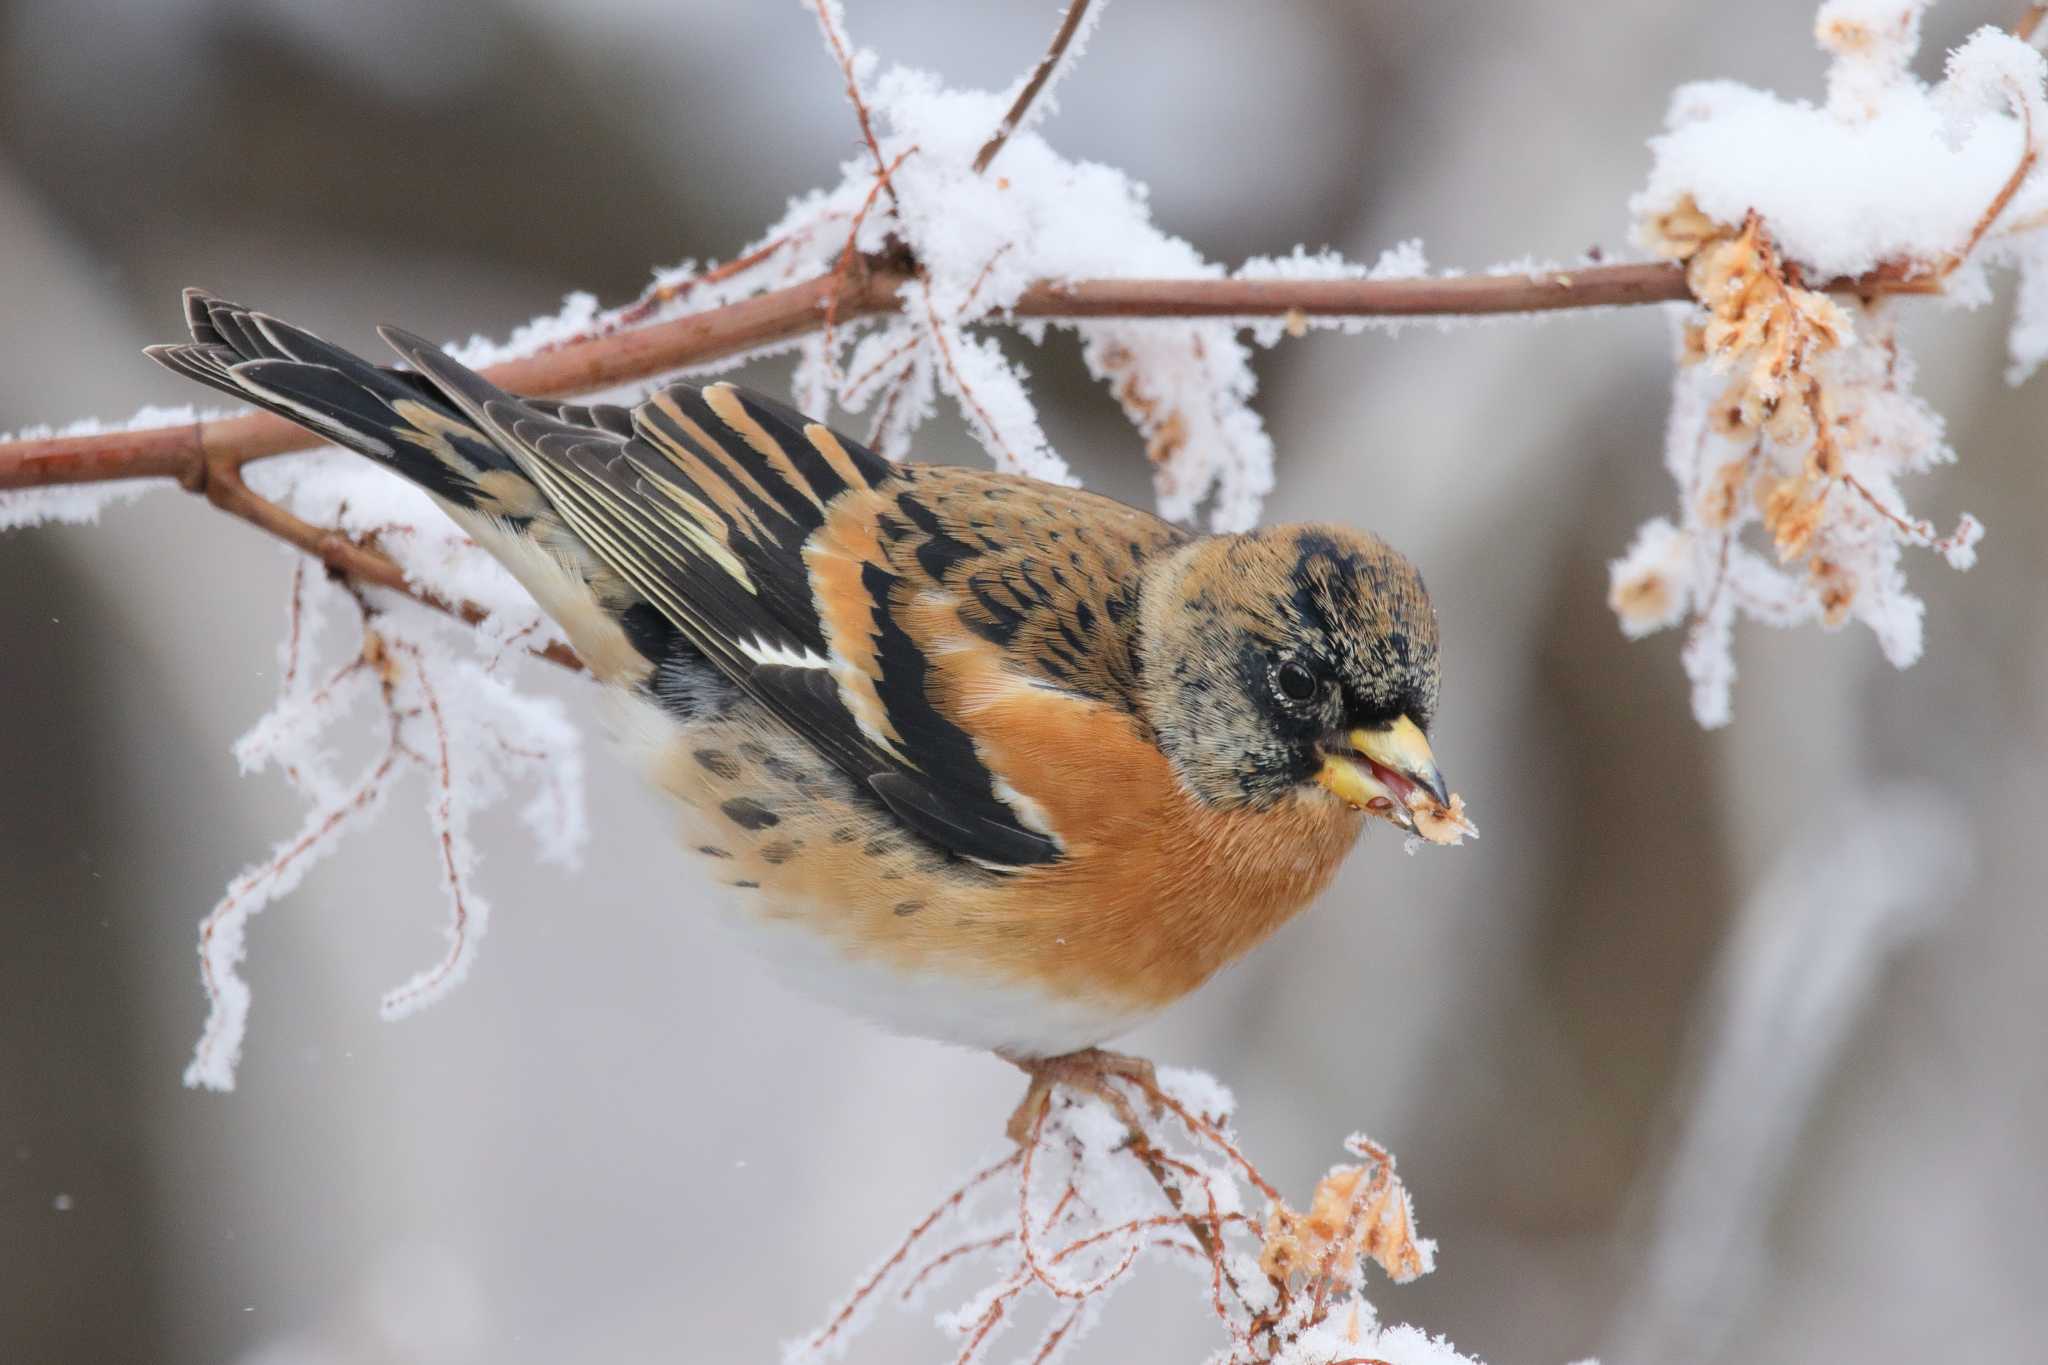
top-left (1620, 3), bottom-right (2044, 725)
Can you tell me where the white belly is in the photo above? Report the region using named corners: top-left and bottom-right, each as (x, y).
top-left (719, 903), bottom-right (1158, 1057)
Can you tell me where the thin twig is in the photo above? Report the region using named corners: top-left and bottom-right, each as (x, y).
top-left (1953, 97), bottom-right (2037, 263)
top-left (974, 0), bottom-right (1096, 175)
top-left (809, 0), bottom-right (896, 203)
top-left (824, 145), bottom-right (920, 380)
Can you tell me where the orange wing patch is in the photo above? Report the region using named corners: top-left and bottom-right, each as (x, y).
top-left (805, 488), bottom-right (911, 763)
top-left (703, 383), bottom-right (828, 516)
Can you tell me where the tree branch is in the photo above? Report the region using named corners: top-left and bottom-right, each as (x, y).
top-left (5, 258), bottom-right (1951, 496)
top-left (0, 254), bottom-right (1947, 670)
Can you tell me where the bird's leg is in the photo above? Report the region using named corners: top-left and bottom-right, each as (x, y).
top-left (999, 1047), bottom-right (1162, 1145)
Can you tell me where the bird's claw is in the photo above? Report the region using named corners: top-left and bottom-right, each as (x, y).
top-left (1001, 1047), bottom-right (1163, 1145)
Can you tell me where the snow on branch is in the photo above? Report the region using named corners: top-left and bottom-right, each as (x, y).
top-left (1612, 2), bottom-right (2047, 725)
top-left (788, 1065), bottom-right (1461, 1365)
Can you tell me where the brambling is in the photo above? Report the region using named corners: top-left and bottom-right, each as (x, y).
top-left (149, 292), bottom-right (1468, 1118)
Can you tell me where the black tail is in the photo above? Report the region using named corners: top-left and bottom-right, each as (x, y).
top-left (146, 289), bottom-right (540, 522)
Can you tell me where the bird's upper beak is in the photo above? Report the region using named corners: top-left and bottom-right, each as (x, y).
top-left (1315, 715), bottom-right (1449, 834)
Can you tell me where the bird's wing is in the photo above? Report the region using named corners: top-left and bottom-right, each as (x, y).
top-left (800, 464), bottom-right (1191, 859)
top-left (386, 336), bottom-right (1183, 868)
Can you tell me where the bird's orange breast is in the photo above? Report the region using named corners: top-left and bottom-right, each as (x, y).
top-left (936, 667), bottom-right (1367, 1009)
top-left (643, 657), bottom-right (1365, 1023)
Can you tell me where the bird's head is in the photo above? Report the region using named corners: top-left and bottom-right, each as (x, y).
top-left (1135, 524), bottom-right (1449, 833)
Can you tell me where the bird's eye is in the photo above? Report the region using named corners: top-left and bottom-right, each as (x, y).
top-left (1275, 660), bottom-right (1319, 702)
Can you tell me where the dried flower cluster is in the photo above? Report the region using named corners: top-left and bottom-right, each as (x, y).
top-left (789, 1066), bottom-right (1462, 1365)
top-left (1614, 2), bottom-right (2045, 725)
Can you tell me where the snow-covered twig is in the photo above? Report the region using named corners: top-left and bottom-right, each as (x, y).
top-left (185, 576), bottom-right (584, 1090)
top-left (788, 1066), bottom-right (1447, 1365)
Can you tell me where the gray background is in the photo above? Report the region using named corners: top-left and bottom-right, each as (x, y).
top-left (3, 2), bottom-right (2043, 1362)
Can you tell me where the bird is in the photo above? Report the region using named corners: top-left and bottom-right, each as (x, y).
top-left (148, 289), bottom-right (1467, 1135)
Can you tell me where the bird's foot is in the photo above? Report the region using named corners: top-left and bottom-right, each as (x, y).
top-left (1001, 1047), bottom-right (1161, 1145)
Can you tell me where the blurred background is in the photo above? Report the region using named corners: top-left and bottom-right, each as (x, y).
top-left (3, 2), bottom-right (2043, 1362)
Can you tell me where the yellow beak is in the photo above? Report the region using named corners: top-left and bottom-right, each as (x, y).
top-left (1314, 715), bottom-right (1449, 832)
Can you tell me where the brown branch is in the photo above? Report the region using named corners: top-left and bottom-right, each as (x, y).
top-left (8, 258), bottom-right (1959, 499)
top-left (199, 447), bottom-right (587, 671)
top-left (974, 0), bottom-right (1096, 175)
top-left (1013, 263), bottom-right (1692, 318)
top-left (0, 255), bottom-right (1953, 667)
top-left (2019, 4), bottom-right (2047, 43)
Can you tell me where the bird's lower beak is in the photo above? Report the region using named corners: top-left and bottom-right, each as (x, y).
top-left (1315, 715), bottom-right (1449, 833)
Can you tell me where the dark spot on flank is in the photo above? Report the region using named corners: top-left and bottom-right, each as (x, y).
top-left (893, 900), bottom-right (925, 916)
top-left (732, 880), bottom-right (760, 890)
top-left (1073, 601), bottom-right (1095, 634)
top-left (738, 741), bottom-right (772, 763)
top-left (759, 840), bottom-right (797, 865)
top-left (830, 825), bottom-right (859, 844)
top-left (880, 868), bottom-right (904, 881)
top-left (762, 753), bottom-right (807, 784)
top-left (697, 845), bottom-right (731, 859)
top-left (721, 797), bottom-right (780, 830)
top-left (864, 838), bottom-right (895, 857)
top-left (693, 749), bottom-right (740, 780)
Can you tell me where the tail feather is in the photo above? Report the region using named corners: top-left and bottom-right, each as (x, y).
top-left (148, 292), bottom-right (530, 524)
top-left (145, 290), bottom-right (695, 690)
